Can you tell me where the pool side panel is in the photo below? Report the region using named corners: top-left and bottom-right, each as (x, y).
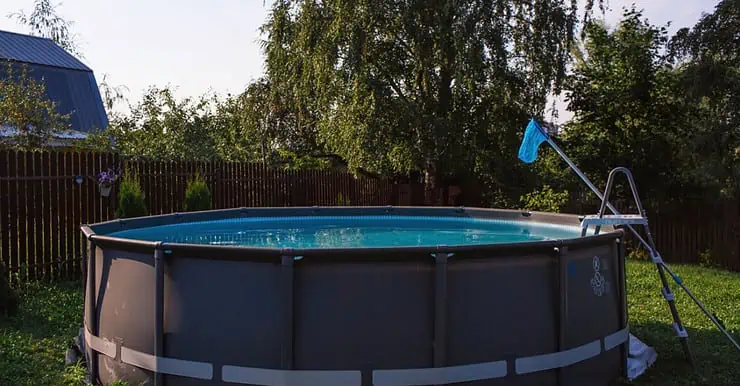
top-left (447, 249), bottom-right (558, 386)
top-left (160, 253), bottom-right (283, 385)
top-left (92, 245), bottom-right (156, 385)
top-left (559, 240), bottom-right (624, 385)
top-left (293, 257), bottom-right (435, 384)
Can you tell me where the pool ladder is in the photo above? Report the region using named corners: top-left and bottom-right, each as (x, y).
top-left (580, 167), bottom-right (696, 367)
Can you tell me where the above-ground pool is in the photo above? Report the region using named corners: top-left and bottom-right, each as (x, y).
top-left (81, 206), bottom-right (629, 386)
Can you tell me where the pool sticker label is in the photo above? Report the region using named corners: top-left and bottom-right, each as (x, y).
top-left (590, 256), bottom-right (608, 296)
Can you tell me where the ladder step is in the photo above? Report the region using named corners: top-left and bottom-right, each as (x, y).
top-left (581, 214), bottom-right (647, 228)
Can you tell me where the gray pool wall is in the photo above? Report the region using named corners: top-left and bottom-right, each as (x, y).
top-left (81, 206), bottom-right (628, 386)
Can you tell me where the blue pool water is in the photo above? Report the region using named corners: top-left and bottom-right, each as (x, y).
top-left (108, 216), bottom-right (587, 249)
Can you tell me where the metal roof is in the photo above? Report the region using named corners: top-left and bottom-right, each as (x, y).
top-left (0, 29), bottom-right (91, 71)
top-left (0, 30), bottom-right (108, 133)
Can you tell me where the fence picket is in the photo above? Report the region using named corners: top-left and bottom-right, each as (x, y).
top-left (0, 151), bottom-right (10, 280)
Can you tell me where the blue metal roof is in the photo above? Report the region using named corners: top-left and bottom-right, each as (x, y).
top-left (0, 30), bottom-right (108, 132)
top-left (0, 29), bottom-right (91, 71)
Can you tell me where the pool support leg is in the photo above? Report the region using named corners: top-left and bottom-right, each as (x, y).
top-left (432, 253), bottom-right (451, 370)
top-left (154, 247), bottom-right (165, 386)
top-left (281, 255), bottom-right (295, 370)
top-left (554, 246), bottom-right (568, 386)
top-left (86, 239), bottom-right (99, 385)
top-left (614, 238), bottom-right (630, 379)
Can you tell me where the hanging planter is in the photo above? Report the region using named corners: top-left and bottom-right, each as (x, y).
top-left (97, 168), bottom-right (120, 198)
top-left (98, 183), bottom-right (112, 197)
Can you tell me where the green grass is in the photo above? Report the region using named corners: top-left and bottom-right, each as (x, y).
top-left (624, 260), bottom-right (740, 385)
top-left (1, 261), bottom-right (738, 385)
top-left (0, 280), bottom-right (86, 386)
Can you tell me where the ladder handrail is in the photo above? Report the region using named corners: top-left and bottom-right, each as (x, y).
top-left (597, 167), bottom-right (646, 220)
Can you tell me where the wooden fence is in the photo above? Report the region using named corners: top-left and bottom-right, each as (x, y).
top-left (0, 150), bottom-right (401, 281)
top-left (1, 149), bottom-right (738, 282)
top-left (567, 199), bottom-right (739, 271)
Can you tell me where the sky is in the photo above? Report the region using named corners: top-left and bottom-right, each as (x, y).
top-left (0, 0), bottom-right (722, 121)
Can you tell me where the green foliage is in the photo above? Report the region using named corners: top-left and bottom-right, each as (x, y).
top-left (561, 7), bottom-right (692, 202)
top-left (8, 0), bottom-right (82, 57)
top-left (667, 0), bottom-right (740, 198)
top-left (115, 172), bottom-right (148, 219)
top-left (261, 0), bottom-right (605, 202)
top-left (519, 185), bottom-right (569, 213)
top-left (335, 192), bottom-right (351, 206)
top-left (557, 4), bottom-right (740, 204)
top-left (0, 63), bottom-right (71, 149)
top-left (184, 173), bottom-right (212, 212)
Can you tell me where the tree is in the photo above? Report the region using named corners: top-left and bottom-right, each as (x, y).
top-left (7, 0), bottom-right (82, 57)
top-left (669, 0), bottom-right (740, 198)
top-left (261, 0), bottom-right (604, 204)
top-left (0, 63), bottom-right (71, 149)
top-left (81, 86), bottom-right (219, 160)
top-left (555, 7), bottom-right (702, 204)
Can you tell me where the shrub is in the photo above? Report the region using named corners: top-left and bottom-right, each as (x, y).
top-left (519, 185), bottom-right (569, 213)
top-left (0, 261), bottom-right (19, 317)
top-left (115, 172), bottom-right (148, 219)
top-left (335, 192), bottom-right (351, 206)
top-left (184, 173), bottom-right (212, 212)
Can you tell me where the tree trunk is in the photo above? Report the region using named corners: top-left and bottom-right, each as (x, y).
top-left (424, 159), bottom-right (442, 205)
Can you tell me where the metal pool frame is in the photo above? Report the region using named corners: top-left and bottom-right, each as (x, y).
top-left (80, 206), bottom-right (629, 386)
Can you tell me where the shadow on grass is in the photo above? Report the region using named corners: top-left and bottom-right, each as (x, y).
top-left (3, 280), bottom-right (84, 339)
top-left (624, 322), bottom-right (740, 386)
top-left (0, 280), bottom-right (85, 386)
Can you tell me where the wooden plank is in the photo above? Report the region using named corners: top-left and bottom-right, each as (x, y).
top-left (17, 153), bottom-right (28, 274)
top-left (168, 160), bottom-right (175, 213)
top-left (75, 151), bottom-right (87, 278)
top-left (173, 160), bottom-right (181, 212)
top-left (30, 151), bottom-right (43, 280)
top-left (7, 152), bottom-right (19, 280)
top-left (16, 151), bottom-right (28, 280)
top-left (41, 151), bottom-right (53, 279)
top-left (55, 152), bottom-right (67, 279)
top-left (51, 151), bottom-right (62, 279)
top-left (228, 161), bottom-right (235, 208)
top-left (161, 160), bottom-right (168, 214)
top-left (234, 161), bottom-right (240, 207)
top-left (258, 162), bottom-right (265, 207)
top-left (266, 164), bottom-right (273, 207)
top-left (164, 160), bottom-right (171, 214)
top-left (152, 160), bottom-right (159, 215)
top-left (247, 162), bottom-right (257, 207)
top-left (97, 153), bottom-right (107, 221)
top-left (229, 161), bottom-right (236, 208)
top-left (92, 152), bottom-right (100, 224)
top-left (0, 151), bottom-right (10, 280)
top-left (88, 152), bottom-right (97, 225)
top-left (241, 161), bottom-right (248, 207)
top-left (63, 152), bottom-right (74, 278)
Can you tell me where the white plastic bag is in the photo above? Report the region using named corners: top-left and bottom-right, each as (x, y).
top-left (627, 334), bottom-right (657, 380)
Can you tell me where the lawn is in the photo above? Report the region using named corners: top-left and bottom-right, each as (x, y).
top-left (1, 260), bottom-right (738, 385)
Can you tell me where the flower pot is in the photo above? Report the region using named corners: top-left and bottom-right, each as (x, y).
top-left (99, 184), bottom-right (112, 197)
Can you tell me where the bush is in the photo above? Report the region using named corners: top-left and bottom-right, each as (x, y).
top-left (184, 173), bottom-right (212, 212)
top-left (335, 192), bottom-right (351, 206)
top-left (115, 172), bottom-right (148, 219)
top-left (519, 185), bottom-right (569, 213)
top-left (0, 261), bottom-right (19, 317)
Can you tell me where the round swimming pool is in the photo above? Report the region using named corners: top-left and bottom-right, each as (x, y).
top-left (81, 206), bottom-right (629, 386)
